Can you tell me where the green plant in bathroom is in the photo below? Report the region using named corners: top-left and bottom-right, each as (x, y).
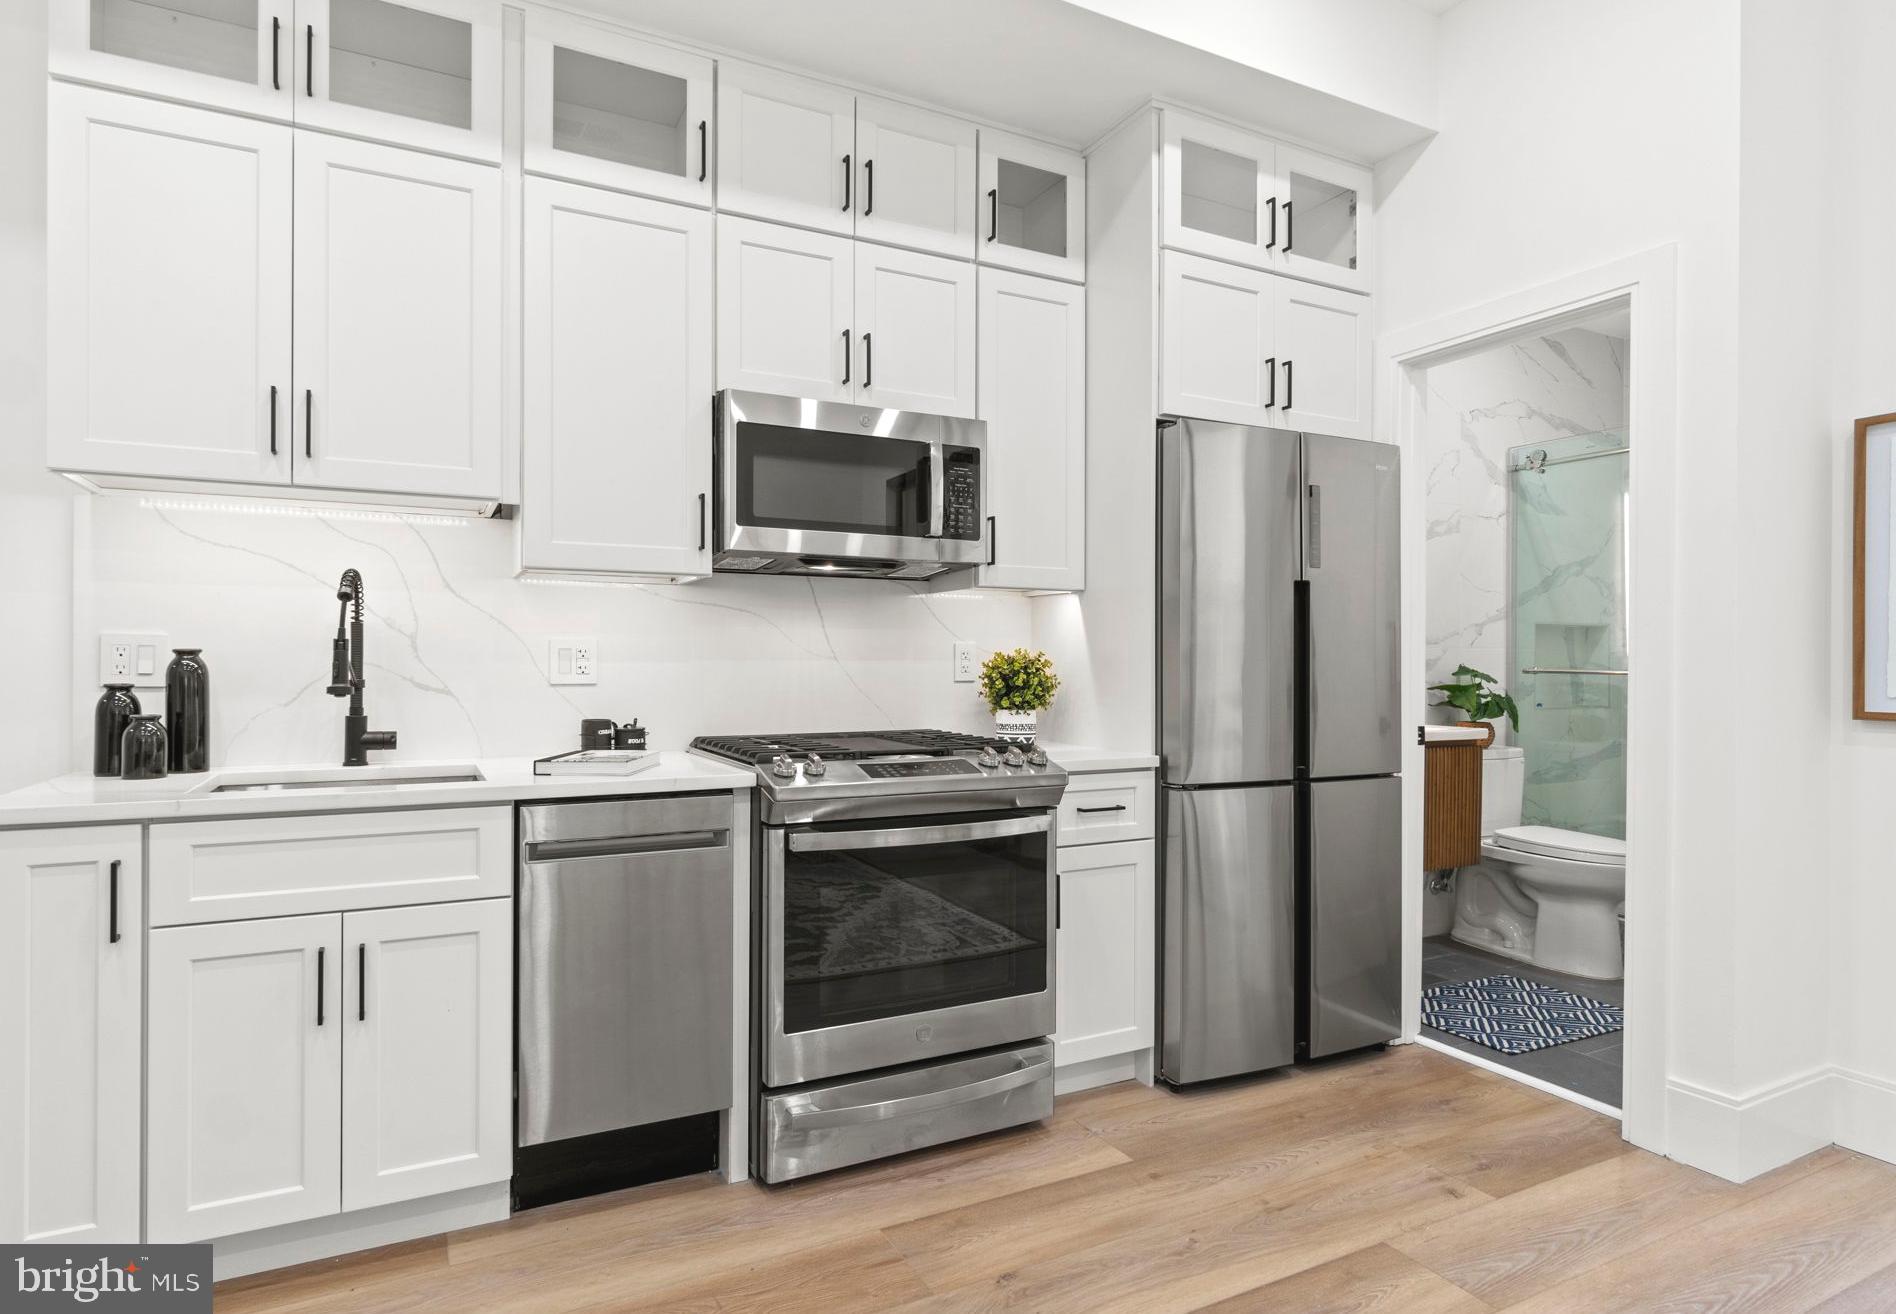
top-left (1429, 665), bottom-right (1520, 732)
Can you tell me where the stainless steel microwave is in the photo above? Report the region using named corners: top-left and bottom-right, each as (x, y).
top-left (713, 390), bottom-right (986, 580)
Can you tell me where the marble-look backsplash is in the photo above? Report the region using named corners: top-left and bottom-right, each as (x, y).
top-left (70, 498), bottom-right (1037, 769)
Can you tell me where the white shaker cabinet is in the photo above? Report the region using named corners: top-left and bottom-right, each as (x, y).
top-left (47, 85), bottom-right (293, 486)
top-left (146, 914), bottom-right (344, 1243)
top-left (978, 129), bottom-right (1085, 283)
top-left (293, 132), bottom-right (504, 498)
top-left (51, 0), bottom-right (297, 122)
top-left (1275, 276), bottom-right (1372, 440)
top-left (973, 269), bottom-right (1085, 590)
top-left (853, 242), bottom-right (977, 418)
top-left (854, 95), bottom-right (977, 260)
top-left (341, 900), bottom-right (512, 1211)
top-left (524, 11), bottom-right (712, 206)
top-left (716, 216), bottom-right (855, 404)
top-left (524, 180), bottom-right (714, 577)
top-left (1276, 143), bottom-right (1371, 296)
top-left (0, 828), bottom-right (142, 1245)
top-left (716, 60), bottom-right (854, 237)
top-left (1055, 840), bottom-right (1157, 1072)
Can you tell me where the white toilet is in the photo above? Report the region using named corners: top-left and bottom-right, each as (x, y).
top-left (1451, 746), bottom-right (1627, 980)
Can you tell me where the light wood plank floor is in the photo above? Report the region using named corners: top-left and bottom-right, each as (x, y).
top-left (217, 1046), bottom-right (1896, 1313)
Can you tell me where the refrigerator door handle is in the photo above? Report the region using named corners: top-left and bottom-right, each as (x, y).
top-left (1305, 483), bottom-right (1322, 569)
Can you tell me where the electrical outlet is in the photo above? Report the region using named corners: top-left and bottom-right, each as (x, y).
top-left (547, 637), bottom-right (597, 686)
top-left (953, 642), bottom-right (979, 683)
top-left (100, 632), bottom-right (170, 689)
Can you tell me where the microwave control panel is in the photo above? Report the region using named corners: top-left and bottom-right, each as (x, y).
top-left (943, 446), bottom-right (981, 541)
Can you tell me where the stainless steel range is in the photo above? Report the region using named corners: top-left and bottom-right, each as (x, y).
top-left (690, 730), bottom-right (1066, 1183)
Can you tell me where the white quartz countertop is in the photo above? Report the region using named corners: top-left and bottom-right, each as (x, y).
top-left (1039, 743), bottom-right (1162, 773)
top-left (0, 752), bottom-right (755, 829)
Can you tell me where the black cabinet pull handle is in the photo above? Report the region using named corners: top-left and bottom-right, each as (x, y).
top-left (316, 946), bottom-right (326, 1026)
top-left (698, 120), bottom-right (707, 183)
top-left (862, 332), bottom-right (872, 387)
top-left (108, 859), bottom-right (121, 944)
top-left (986, 515), bottom-right (997, 567)
top-left (271, 17), bottom-right (281, 90)
top-left (1076, 804), bottom-right (1127, 814)
top-left (305, 24), bottom-right (314, 97)
top-left (304, 388), bottom-right (312, 458)
top-left (1283, 359), bottom-right (1294, 411)
top-left (1264, 357), bottom-right (1276, 408)
top-left (269, 383), bottom-right (278, 454)
top-left (1266, 196), bottom-right (1277, 250)
top-left (987, 188), bottom-right (997, 241)
top-left (841, 328), bottom-right (851, 385)
top-left (1283, 200), bottom-right (1293, 254)
top-left (698, 492), bottom-right (707, 550)
top-left (358, 943), bottom-right (367, 1022)
top-left (841, 153), bottom-right (851, 212)
top-left (864, 159), bottom-right (873, 216)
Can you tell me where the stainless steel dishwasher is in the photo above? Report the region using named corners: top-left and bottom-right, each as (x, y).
top-left (515, 793), bottom-right (733, 1206)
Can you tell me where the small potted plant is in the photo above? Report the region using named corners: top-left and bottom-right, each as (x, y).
top-left (1427, 664), bottom-right (1519, 747)
top-left (979, 647), bottom-right (1060, 743)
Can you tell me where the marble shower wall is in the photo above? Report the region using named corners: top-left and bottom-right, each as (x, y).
top-left (72, 498), bottom-right (1036, 768)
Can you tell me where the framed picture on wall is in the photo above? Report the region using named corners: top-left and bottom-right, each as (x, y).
top-left (1854, 412), bottom-right (1896, 718)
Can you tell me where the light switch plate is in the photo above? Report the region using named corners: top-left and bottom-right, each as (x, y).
top-left (953, 642), bottom-right (979, 683)
top-left (547, 636), bottom-right (597, 685)
top-left (100, 632), bottom-right (170, 689)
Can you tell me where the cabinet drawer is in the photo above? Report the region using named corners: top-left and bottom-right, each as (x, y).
top-left (149, 807), bottom-right (511, 926)
top-left (1056, 771), bottom-right (1156, 846)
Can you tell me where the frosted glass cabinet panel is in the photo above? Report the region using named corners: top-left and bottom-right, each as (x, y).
top-left (51, 0), bottom-right (296, 119)
top-left (978, 129), bottom-right (1085, 283)
top-left (525, 12), bottom-right (712, 206)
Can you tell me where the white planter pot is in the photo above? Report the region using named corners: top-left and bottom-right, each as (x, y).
top-left (992, 709), bottom-right (1039, 744)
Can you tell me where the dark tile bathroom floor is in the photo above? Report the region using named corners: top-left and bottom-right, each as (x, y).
top-left (1422, 934), bottom-right (1624, 1109)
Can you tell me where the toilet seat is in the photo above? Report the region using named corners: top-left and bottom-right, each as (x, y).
top-left (1491, 825), bottom-right (1625, 866)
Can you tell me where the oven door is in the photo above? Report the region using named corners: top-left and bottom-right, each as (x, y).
top-left (762, 811), bottom-right (1056, 1087)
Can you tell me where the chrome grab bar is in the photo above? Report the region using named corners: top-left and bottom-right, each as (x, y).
top-left (789, 814), bottom-right (1050, 852)
top-left (1520, 666), bottom-right (1628, 676)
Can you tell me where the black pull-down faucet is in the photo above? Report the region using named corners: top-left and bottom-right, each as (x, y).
top-left (326, 568), bottom-right (398, 766)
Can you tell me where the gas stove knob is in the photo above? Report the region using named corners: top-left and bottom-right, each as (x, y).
top-left (1027, 746), bottom-right (1049, 767)
top-left (977, 745), bottom-right (1002, 768)
top-left (804, 753), bottom-right (827, 777)
top-left (769, 753), bottom-right (797, 779)
top-left (1003, 746), bottom-right (1027, 768)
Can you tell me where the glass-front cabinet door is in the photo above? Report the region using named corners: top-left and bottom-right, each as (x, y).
top-left (977, 128), bottom-right (1085, 283)
top-left (294, 0), bottom-right (501, 161)
top-left (524, 11), bottom-right (712, 206)
top-left (1278, 143), bottom-right (1371, 294)
top-left (51, 0), bottom-right (297, 120)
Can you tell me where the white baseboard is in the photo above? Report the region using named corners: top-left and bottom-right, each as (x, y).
top-left (1664, 1067), bottom-right (1834, 1182)
top-left (211, 1182), bottom-right (511, 1282)
top-left (1834, 1067), bottom-right (1896, 1165)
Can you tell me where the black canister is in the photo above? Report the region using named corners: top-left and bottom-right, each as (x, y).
top-left (93, 683), bottom-right (141, 777)
top-left (165, 648), bottom-right (210, 773)
top-left (121, 715), bottom-right (169, 780)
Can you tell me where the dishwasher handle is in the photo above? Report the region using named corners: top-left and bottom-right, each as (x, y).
top-left (523, 829), bottom-right (727, 864)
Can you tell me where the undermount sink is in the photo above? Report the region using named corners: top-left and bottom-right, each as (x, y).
top-left (204, 766), bottom-right (485, 794)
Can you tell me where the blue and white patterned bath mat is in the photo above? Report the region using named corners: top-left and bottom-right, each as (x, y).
top-left (1422, 973), bottom-right (1624, 1055)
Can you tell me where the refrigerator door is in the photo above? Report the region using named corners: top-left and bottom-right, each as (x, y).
top-left (1307, 775), bottom-right (1402, 1058)
top-left (1158, 417), bottom-right (1302, 786)
top-left (1160, 783), bottom-right (1296, 1083)
top-left (1302, 433), bottom-right (1402, 779)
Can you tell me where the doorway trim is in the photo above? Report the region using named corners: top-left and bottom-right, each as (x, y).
top-left (1378, 246), bottom-right (1679, 1155)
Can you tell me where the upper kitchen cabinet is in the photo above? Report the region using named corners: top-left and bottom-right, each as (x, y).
top-left (50, 0), bottom-right (296, 121)
top-left (1161, 109), bottom-right (1371, 295)
top-left (978, 129), bottom-right (1085, 284)
top-left (716, 215), bottom-right (854, 404)
top-left (854, 242), bottom-right (977, 418)
top-left (1274, 276), bottom-right (1372, 439)
top-left (524, 180), bottom-right (714, 578)
top-left (524, 11), bottom-right (711, 206)
top-left (47, 84), bottom-right (293, 486)
top-left (294, 0), bottom-right (502, 162)
top-left (293, 131), bottom-right (504, 498)
top-left (717, 60), bottom-right (854, 237)
top-left (973, 269), bottom-right (1084, 590)
top-left (854, 95), bottom-right (976, 260)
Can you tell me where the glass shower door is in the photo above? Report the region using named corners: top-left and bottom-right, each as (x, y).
top-left (1510, 429), bottom-right (1629, 838)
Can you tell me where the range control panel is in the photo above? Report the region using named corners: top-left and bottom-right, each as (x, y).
top-left (943, 446), bottom-right (982, 541)
top-left (857, 759), bottom-right (983, 779)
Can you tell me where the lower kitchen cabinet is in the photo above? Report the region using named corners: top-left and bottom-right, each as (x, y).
top-left (0, 827), bottom-right (143, 1244)
top-left (1054, 839), bottom-right (1156, 1072)
top-left (146, 898), bottom-right (512, 1242)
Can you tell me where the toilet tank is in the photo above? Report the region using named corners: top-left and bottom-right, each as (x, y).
top-left (1482, 746), bottom-right (1524, 833)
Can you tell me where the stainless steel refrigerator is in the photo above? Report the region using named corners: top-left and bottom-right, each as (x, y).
top-left (1157, 416), bottom-right (1402, 1085)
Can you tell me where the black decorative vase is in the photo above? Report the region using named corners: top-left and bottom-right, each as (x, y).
top-left (121, 715), bottom-right (169, 780)
top-left (93, 683), bottom-right (141, 777)
top-left (165, 648), bottom-right (209, 773)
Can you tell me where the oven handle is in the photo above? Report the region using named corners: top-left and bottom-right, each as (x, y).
top-left (777, 1051), bottom-right (1051, 1131)
top-left (789, 813), bottom-right (1050, 852)
top-left (927, 441), bottom-right (946, 539)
